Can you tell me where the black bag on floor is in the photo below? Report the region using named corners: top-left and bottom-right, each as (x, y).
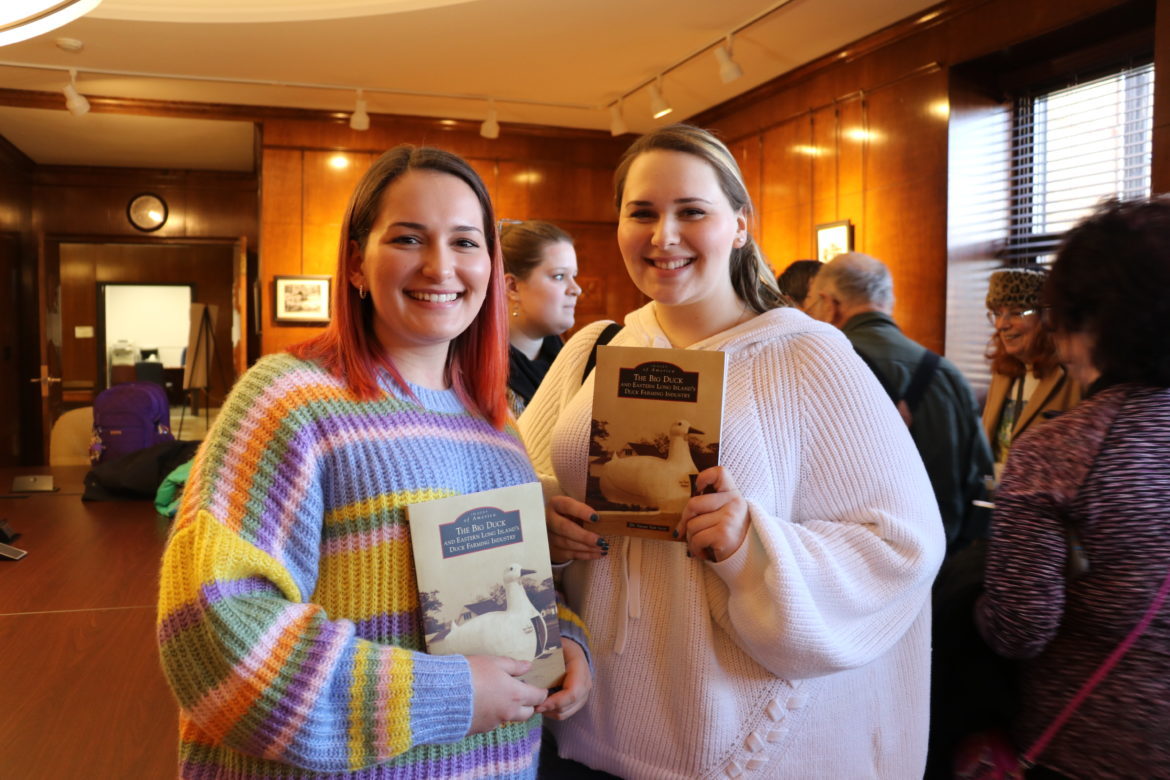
top-left (83, 439), bottom-right (200, 502)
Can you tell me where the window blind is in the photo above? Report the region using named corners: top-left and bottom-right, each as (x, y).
top-left (1006, 61), bottom-right (1154, 263)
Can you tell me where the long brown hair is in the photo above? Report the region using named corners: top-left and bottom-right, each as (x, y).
top-left (613, 124), bottom-right (786, 314)
top-left (291, 145), bottom-right (510, 428)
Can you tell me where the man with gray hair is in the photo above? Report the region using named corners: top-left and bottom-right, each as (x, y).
top-left (807, 252), bottom-right (992, 554)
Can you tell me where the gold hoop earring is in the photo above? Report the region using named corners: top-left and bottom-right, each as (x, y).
top-left (359, 283), bottom-right (367, 300)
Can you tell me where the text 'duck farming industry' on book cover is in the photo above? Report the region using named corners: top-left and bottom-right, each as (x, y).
top-left (587, 344), bottom-right (727, 541)
top-left (407, 481), bottom-right (565, 688)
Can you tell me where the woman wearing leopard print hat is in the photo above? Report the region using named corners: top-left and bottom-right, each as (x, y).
top-left (982, 266), bottom-right (1082, 478)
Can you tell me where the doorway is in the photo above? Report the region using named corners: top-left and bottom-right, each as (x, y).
top-left (26, 239), bottom-right (243, 464)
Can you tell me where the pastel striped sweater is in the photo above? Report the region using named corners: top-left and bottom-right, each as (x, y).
top-left (157, 352), bottom-right (588, 779)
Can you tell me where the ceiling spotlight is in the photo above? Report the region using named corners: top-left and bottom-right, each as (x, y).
top-left (55, 37), bottom-right (85, 53)
top-left (62, 69), bottom-right (89, 116)
top-left (0, 0), bottom-right (103, 47)
top-left (609, 101), bottom-right (628, 137)
top-left (349, 89), bottom-right (369, 131)
top-left (480, 99), bottom-right (500, 140)
top-left (715, 36), bottom-right (744, 84)
top-left (649, 78), bottom-right (672, 120)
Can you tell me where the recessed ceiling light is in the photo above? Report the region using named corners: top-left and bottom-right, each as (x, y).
top-left (55, 37), bottom-right (85, 53)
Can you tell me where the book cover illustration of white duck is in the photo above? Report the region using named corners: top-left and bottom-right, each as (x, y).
top-left (587, 344), bottom-right (727, 541)
top-left (407, 481), bottom-right (565, 688)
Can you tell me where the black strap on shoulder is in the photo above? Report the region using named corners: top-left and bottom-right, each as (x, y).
top-left (853, 347), bottom-right (898, 402)
top-left (581, 322), bottom-right (622, 385)
top-left (902, 350), bottom-right (941, 414)
top-left (853, 345), bottom-right (940, 422)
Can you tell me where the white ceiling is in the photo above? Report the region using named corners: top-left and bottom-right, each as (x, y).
top-left (0, 0), bottom-right (941, 170)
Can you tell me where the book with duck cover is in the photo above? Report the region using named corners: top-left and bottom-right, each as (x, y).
top-left (407, 481), bottom-right (565, 688)
top-left (587, 344), bottom-right (727, 541)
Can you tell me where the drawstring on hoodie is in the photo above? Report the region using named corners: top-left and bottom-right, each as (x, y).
top-left (613, 536), bottom-right (643, 655)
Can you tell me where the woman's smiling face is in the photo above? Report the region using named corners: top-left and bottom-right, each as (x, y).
top-left (990, 307), bottom-right (1042, 361)
top-left (616, 149), bottom-right (746, 316)
top-left (349, 169), bottom-right (491, 363)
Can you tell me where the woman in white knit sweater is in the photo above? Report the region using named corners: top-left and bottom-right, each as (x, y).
top-left (519, 124), bottom-right (944, 779)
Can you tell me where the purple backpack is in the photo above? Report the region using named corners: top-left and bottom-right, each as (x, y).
top-left (91, 381), bottom-right (174, 464)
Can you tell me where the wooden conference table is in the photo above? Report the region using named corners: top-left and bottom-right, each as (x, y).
top-left (0, 465), bottom-right (177, 778)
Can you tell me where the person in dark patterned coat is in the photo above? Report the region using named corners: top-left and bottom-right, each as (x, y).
top-left (977, 197), bottom-right (1170, 779)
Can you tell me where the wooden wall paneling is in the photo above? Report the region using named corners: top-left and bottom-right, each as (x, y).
top-left (300, 150), bottom-right (372, 278)
top-left (836, 98), bottom-right (867, 200)
top-left (258, 225), bottom-right (304, 294)
top-left (704, 77), bottom-right (818, 147)
top-left (466, 158), bottom-right (500, 210)
top-left (1155, 125), bottom-right (1170, 194)
top-left (302, 151), bottom-right (370, 227)
top-left (32, 174), bottom-right (258, 244)
top-left (864, 179), bottom-right (948, 353)
top-left (509, 132), bottom-right (628, 168)
top-left (33, 178), bottom-right (256, 242)
top-left (259, 149), bottom-right (304, 277)
top-left (760, 119), bottom-right (815, 268)
top-left (300, 224), bottom-right (345, 275)
top-left (0, 232), bottom-right (25, 465)
top-left (836, 191), bottom-right (867, 254)
top-left (729, 137), bottom-right (763, 231)
top-left (525, 162), bottom-right (615, 224)
top-left (1154, 0), bottom-right (1170, 193)
top-left (260, 149), bottom-right (305, 356)
top-left (858, 70), bottom-right (949, 350)
top-left (58, 243), bottom-right (99, 387)
top-left (0, 136), bottom-right (32, 232)
top-left (492, 160), bottom-right (529, 220)
top-left (942, 0), bottom-right (1136, 67)
top-left (760, 206), bottom-right (810, 271)
top-left (810, 104), bottom-right (845, 233)
top-left (861, 70), bottom-right (949, 195)
top-left (810, 104), bottom-right (839, 216)
top-left (261, 118), bottom-right (627, 169)
top-left (0, 140), bottom-right (37, 464)
top-left (260, 149), bottom-right (304, 230)
top-left (561, 221), bottom-right (637, 334)
top-left (183, 183), bottom-right (259, 242)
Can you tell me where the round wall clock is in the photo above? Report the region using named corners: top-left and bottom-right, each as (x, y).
top-left (127, 192), bottom-right (168, 232)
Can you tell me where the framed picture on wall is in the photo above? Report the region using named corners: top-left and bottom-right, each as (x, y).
top-left (274, 275), bottom-right (332, 324)
top-left (815, 220), bottom-right (853, 263)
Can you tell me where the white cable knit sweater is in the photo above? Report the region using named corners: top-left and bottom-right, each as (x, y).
top-left (519, 304), bottom-right (944, 779)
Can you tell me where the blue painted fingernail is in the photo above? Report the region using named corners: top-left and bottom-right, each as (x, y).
top-left (671, 530), bottom-right (678, 539)
top-left (597, 538), bottom-right (608, 548)
top-left (589, 513), bottom-right (599, 522)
